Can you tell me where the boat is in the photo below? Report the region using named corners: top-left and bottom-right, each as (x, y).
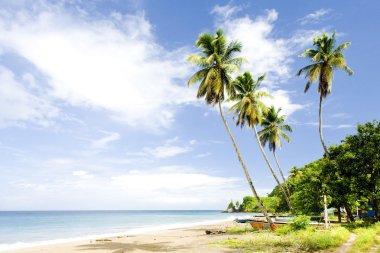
top-left (234, 218), bottom-right (255, 223)
top-left (248, 219), bottom-right (325, 230)
top-left (249, 220), bottom-right (288, 230)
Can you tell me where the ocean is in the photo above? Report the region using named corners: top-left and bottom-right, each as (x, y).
top-left (0, 210), bottom-right (253, 252)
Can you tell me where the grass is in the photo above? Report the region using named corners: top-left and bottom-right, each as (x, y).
top-left (216, 226), bottom-right (350, 253)
top-left (348, 222), bottom-right (380, 253)
top-left (226, 224), bottom-right (258, 234)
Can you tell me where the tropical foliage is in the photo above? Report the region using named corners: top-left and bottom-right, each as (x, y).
top-left (297, 32), bottom-right (353, 158)
top-left (259, 106), bottom-right (293, 195)
top-left (269, 120), bottom-right (380, 220)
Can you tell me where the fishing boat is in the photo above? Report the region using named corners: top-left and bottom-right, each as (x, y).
top-left (249, 219), bottom-right (288, 230)
top-left (248, 218), bottom-right (325, 230)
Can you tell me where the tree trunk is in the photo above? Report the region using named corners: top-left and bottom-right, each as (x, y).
top-left (323, 194), bottom-right (329, 229)
top-left (273, 151), bottom-right (291, 197)
top-left (253, 126), bottom-right (292, 210)
top-left (337, 207), bottom-right (342, 223)
top-left (319, 94), bottom-right (330, 229)
top-left (319, 94), bottom-right (330, 160)
top-left (372, 198), bottom-right (380, 221)
top-left (344, 203), bottom-right (354, 223)
top-left (218, 101), bottom-right (274, 227)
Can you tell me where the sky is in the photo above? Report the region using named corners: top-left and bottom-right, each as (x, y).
top-left (0, 0), bottom-right (379, 210)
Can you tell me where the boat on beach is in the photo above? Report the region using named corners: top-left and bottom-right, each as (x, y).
top-left (235, 216), bottom-right (325, 230)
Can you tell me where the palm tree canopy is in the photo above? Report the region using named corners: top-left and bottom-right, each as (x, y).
top-left (258, 106), bottom-right (293, 152)
top-left (187, 29), bottom-right (245, 105)
top-left (228, 72), bottom-right (272, 127)
top-left (296, 32), bottom-right (353, 98)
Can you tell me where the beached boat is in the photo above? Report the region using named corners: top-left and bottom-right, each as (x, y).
top-left (248, 219), bottom-right (325, 230)
top-left (249, 220), bottom-right (288, 230)
top-left (234, 218), bottom-right (255, 223)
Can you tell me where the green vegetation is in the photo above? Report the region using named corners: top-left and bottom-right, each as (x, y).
top-left (344, 223), bottom-right (380, 253)
top-left (216, 226), bottom-right (350, 253)
top-left (226, 225), bottom-right (258, 234)
top-left (233, 196), bottom-right (280, 214)
top-left (269, 120), bottom-right (380, 220)
top-left (289, 215), bottom-right (311, 231)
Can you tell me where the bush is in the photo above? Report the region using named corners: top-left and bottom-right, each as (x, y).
top-left (274, 225), bottom-right (292, 235)
top-left (289, 215), bottom-right (311, 231)
top-left (216, 226), bottom-right (350, 252)
top-left (226, 225), bottom-right (258, 234)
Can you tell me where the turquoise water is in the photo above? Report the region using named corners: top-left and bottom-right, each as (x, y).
top-left (0, 210), bottom-right (248, 251)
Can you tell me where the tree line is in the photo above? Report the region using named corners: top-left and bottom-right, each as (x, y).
top-left (269, 120), bottom-right (380, 222)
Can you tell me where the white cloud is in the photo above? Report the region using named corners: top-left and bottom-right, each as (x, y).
top-left (91, 131), bottom-right (120, 149)
top-left (298, 9), bottom-right (332, 25)
top-left (143, 138), bottom-right (192, 158)
top-left (135, 137), bottom-right (193, 158)
top-left (261, 89), bottom-right (304, 116)
top-left (111, 170), bottom-right (235, 191)
top-left (0, 2), bottom-right (195, 130)
top-left (217, 9), bottom-right (290, 84)
top-left (6, 165), bottom-right (249, 209)
top-left (331, 113), bottom-right (350, 119)
top-left (211, 4), bottom-right (242, 20)
top-left (0, 66), bottom-right (58, 127)
top-left (213, 7), bottom-right (305, 116)
top-left (72, 170), bottom-right (94, 179)
top-left (143, 144), bottom-right (191, 158)
top-left (196, 152), bottom-right (212, 158)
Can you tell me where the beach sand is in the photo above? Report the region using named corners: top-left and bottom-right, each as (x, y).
top-left (11, 221), bottom-right (252, 253)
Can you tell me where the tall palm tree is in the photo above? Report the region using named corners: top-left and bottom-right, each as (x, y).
top-left (187, 29), bottom-right (273, 226)
top-left (258, 106), bottom-right (292, 196)
top-left (296, 32), bottom-right (353, 159)
top-left (297, 32), bottom-right (353, 229)
top-left (229, 72), bottom-right (292, 210)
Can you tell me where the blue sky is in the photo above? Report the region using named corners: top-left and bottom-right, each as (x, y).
top-left (0, 0), bottom-right (379, 210)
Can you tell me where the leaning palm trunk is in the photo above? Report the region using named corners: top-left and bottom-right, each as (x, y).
top-left (253, 126), bottom-right (292, 210)
top-left (218, 101), bottom-right (274, 227)
top-left (319, 94), bottom-right (330, 228)
top-left (319, 94), bottom-right (330, 160)
top-left (273, 151), bottom-right (291, 197)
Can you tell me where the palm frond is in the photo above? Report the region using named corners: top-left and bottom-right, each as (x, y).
top-left (188, 68), bottom-right (208, 86)
top-left (296, 63), bottom-right (318, 76)
top-left (334, 42), bottom-right (351, 53)
top-left (342, 65), bottom-right (353, 75)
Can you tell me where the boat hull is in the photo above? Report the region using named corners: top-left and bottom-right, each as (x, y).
top-left (249, 220), bottom-right (287, 230)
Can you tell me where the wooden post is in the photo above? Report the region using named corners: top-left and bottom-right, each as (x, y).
top-left (324, 194), bottom-right (329, 229)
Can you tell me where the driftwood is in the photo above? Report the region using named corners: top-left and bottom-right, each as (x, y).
top-left (205, 229), bottom-right (226, 235)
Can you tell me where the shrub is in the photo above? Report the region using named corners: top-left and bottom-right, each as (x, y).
top-left (226, 225), bottom-right (258, 234)
top-left (289, 215), bottom-right (311, 231)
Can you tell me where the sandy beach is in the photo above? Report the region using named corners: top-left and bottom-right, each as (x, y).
top-left (10, 221), bottom-right (251, 253)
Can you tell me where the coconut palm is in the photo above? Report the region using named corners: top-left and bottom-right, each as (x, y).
top-left (229, 72), bottom-right (292, 209)
top-left (187, 29), bottom-right (273, 226)
top-left (258, 106), bottom-right (292, 196)
top-left (297, 32), bottom-right (353, 229)
top-left (296, 32), bottom-right (353, 159)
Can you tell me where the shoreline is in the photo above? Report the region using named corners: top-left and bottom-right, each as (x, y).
top-left (1, 217), bottom-right (249, 253)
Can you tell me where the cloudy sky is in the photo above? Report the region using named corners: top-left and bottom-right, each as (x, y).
top-left (0, 0), bottom-right (379, 210)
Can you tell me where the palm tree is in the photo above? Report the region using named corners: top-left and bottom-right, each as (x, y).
top-left (187, 29), bottom-right (273, 226)
top-left (258, 106), bottom-right (292, 196)
top-left (296, 32), bottom-right (353, 159)
top-left (229, 72), bottom-right (292, 210)
top-left (297, 32), bottom-right (353, 229)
